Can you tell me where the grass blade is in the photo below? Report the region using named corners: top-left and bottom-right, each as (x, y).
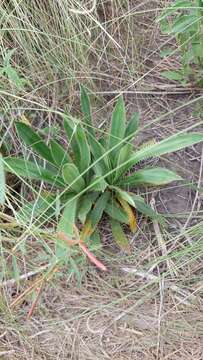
top-left (0, 153), bottom-right (6, 205)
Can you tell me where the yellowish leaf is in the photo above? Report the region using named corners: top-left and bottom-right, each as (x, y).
top-left (80, 219), bottom-right (94, 241)
top-left (117, 196), bottom-right (137, 233)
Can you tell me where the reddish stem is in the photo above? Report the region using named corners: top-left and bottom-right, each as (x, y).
top-left (79, 243), bottom-right (107, 271)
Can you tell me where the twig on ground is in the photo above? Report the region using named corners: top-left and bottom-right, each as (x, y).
top-left (1, 265), bottom-right (49, 287)
top-left (26, 281), bottom-right (44, 320)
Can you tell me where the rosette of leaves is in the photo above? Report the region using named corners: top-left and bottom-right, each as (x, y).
top-left (3, 87), bottom-right (203, 264)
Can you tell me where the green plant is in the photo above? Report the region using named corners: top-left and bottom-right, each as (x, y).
top-left (3, 87), bottom-right (203, 269)
top-left (0, 49), bottom-right (26, 90)
top-left (158, 0), bottom-right (203, 85)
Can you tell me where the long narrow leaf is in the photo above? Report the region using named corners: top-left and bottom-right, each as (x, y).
top-left (63, 117), bottom-right (80, 168)
top-left (81, 191), bottom-right (110, 240)
top-left (98, 135), bottom-right (107, 148)
top-left (109, 96), bottom-right (126, 159)
top-left (63, 116), bottom-right (75, 140)
top-left (56, 196), bottom-right (78, 259)
top-left (16, 122), bottom-right (54, 164)
top-left (116, 196), bottom-right (137, 233)
top-left (89, 230), bottom-right (102, 250)
top-left (50, 139), bottom-right (71, 167)
top-left (113, 187), bottom-right (135, 207)
top-left (78, 193), bottom-right (98, 224)
top-left (171, 15), bottom-right (197, 34)
top-left (4, 157), bottom-right (65, 187)
top-left (80, 219), bottom-right (94, 241)
top-left (62, 163), bottom-right (85, 193)
top-left (111, 219), bottom-right (131, 253)
top-left (121, 133), bottom-right (203, 175)
top-left (75, 124), bottom-right (91, 172)
top-left (89, 191), bottom-right (111, 228)
top-left (88, 132), bottom-right (110, 174)
top-left (57, 196), bottom-right (78, 237)
top-left (88, 176), bottom-right (107, 192)
top-left (89, 191), bottom-right (110, 227)
top-left (80, 85), bottom-right (95, 136)
top-left (114, 143), bottom-right (132, 181)
top-left (124, 112), bottom-right (139, 140)
top-left (120, 167), bottom-right (182, 186)
top-left (105, 200), bottom-right (129, 224)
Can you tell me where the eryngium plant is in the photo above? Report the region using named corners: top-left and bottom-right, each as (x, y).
top-left (4, 86), bottom-right (203, 269)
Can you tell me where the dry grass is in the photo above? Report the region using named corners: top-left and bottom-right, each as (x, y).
top-left (1, 251), bottom-right (203, 359)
